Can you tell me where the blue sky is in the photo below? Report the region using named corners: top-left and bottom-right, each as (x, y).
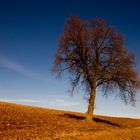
top-left (0, 0), bottom-right (140, 118)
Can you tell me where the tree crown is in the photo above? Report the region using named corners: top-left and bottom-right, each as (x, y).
top-left (53, 16), bottom-right (140, 105)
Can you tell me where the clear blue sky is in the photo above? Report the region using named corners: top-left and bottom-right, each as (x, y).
top-left (0, 0), bottom-right (140, 118)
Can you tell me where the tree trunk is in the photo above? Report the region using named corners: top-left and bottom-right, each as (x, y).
top-left (86, 77), bottom-right (96, 122)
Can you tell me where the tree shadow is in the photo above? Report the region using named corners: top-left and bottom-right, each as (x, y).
top-left (60, 113), bottom-right (85, 120)
top-left (93, 117), bottom-right (120, 127)
top-left (60, 113), bottom-right (120, 127)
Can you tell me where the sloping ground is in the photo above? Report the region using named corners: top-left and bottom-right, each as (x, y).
top-left (0, 102), bottom-right (140, 140)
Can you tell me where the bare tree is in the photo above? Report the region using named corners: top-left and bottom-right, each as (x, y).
top-left (52, 16), bottom-right (140, 121)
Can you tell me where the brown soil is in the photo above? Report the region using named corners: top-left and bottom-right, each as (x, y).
top-left (0, 102), bottom-right (140, 140)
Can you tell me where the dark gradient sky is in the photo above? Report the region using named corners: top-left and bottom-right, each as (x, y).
top-left (0, 0), bottom-right (140, 118)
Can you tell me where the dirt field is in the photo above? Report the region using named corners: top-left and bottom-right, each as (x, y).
top-left (0, 102), bottom-right (140, 140)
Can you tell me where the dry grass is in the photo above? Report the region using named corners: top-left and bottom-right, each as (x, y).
top-left (0, 102), bottom-right (140, 140)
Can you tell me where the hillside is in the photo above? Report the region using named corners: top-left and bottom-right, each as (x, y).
top-left (0, 102), bottom-right (140, 140)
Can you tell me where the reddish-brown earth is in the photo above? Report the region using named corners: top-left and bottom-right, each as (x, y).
top-left (0, 102), bottom-right (140, 140)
